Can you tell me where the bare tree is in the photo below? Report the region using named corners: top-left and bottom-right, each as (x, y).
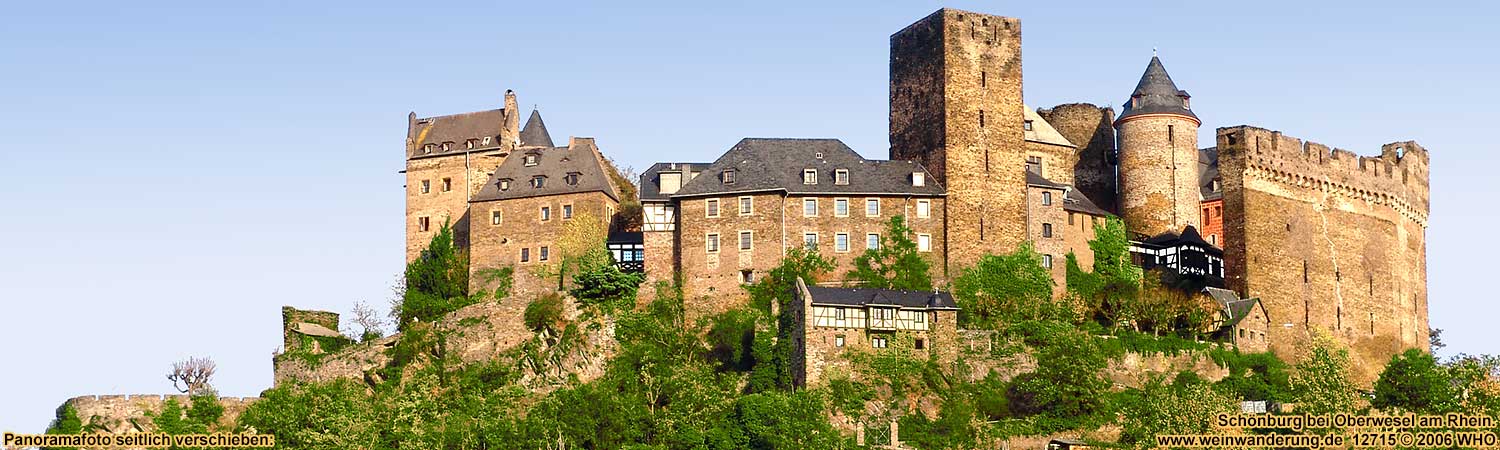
top-left (350, 300), bottom-right (386, 341)
top-left (167, 357), bottom-right (216, 396)
top-left (386, 272), bottom-right (407, 322)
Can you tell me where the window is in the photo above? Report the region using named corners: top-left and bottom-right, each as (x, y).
top-left (835, 335), bottom-right (845, 347)
top-left (914, 338), bottom-right (924, 350)
top-left (803, 233), bottom-right (818, 251)
top-left (1069, 212), bottom-right (1075, 225)
top-left (834, 198), bottom-right (849, 216)
top-left (540, 246), bottom-right (550, 261)
top-left (499, 179), bottom-right (511, 191)
top-left (531, 176), bottom-right (546, 188)
top-left (1026, 156), bottom-right (1042, 174)
top-left (835, 308), bottom-right (846, 320)
top-left (1212, 179), bottom-right (1221, 192)
top-left (740, 270), bottom-right (754, 284)
top-left (420, 180), bottom-right (431, 194)
top-left (872, 336), bottom-right (888, 349)
top-left (564, 172), bottom-right (580, 185)
top-left (1023, 120), bottom-right (1033, 131)
top-left (418, 216), bottom-right (430, 232)
top-left (490, 210), bottom-right (502, 226)
top-left (835, 233), bottom-right (849, 252)
top-left (739, 231), bottom-right (753, 250)
top-left (442, 142), bottom-right (451, 151)
top-left (739, 196), bottom-right (753, 215)
top-left (1210, 234), bottom-right (1217, 245)
top-left (563, 204), bottom-right (574, 219)
top-left (867, 233), bottom-right (880, 250)
top-left (524, 154), bottom-right (539, 166)
top-left (441, 178), bottom-right (452, 192)
top-left (912, 172), bottom-right (925, 186)
top-left (606, 205), bottom-right (614, 219)
top-left (834, 169), bottom-right (849, 185)
top-left (423, 144), bottom-right (434, 154)
top-left (706, 199), bottom-right (720, 217)
top-left (803, 198), bottom-right (818, 216)
top-left (520, 247), bottom-right (531, 262)
top-left (979, 109), bottom-right (985, 127)
top-left (1043, 254), bottom-right (1053, 268)
top-left (483, 136), bottom-right (492, 145)
top-left (706, 233), bottom-right (720, 252)
top-left (917, 234), bottom-right (931, 252)
top-left (540, 206), bottom-right (551, 221)
top-left (1042, 191), bottom-right (1052, 205)
top-left (1042, 223), bottom-right (1053, 238)
top-left (915, 311), bottom-right (924, 323)
top-left (916, 200), bottom-right (931, 218)
top-left (866, 198), bottom-right (880, 216)
top-left (803, 169), bottom-right (817, 185)
top-left (722, 169), bottom-right (736, 184)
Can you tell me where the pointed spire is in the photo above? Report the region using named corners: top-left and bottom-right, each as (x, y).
top-left (1117, 56), bottom-right (1198, 124)
top-left (519, 108), bottom-right (554, 148)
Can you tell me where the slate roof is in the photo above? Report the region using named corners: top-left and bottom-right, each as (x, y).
top-left (639, 162), bottom-right (712, 202)
top-left (519, 109), bottom-right (554, 148)
top-left (1064, 189), bottom-right (1112, 217)
top-left (408, 109), bottom-right (505, 159)
top-left (1025, 170), bottom-right (1068, 190)
top-left (1204, 287), bottom-right (1263, 329)
top-left (1118, 56), bottom-right (1198, 123)
top-left (1139, 225), bottom-right (1218, 251)
top-left (804, 285), bottom-right (959, 310)
top-left (471, 139), bottom-right (620, 203)
top-left (1199, 147), bottom-right (1221, 201)
top-left (671, 138), bottom-right (944, 198)
top-left (1023, 106), bottom-right (1076, 148)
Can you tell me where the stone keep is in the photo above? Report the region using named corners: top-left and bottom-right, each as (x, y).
top-left (1115, 57), bottom-right (1201, 237)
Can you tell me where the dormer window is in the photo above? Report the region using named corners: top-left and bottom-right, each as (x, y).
top-left (722, 169), bottom-right (736, 185)
top-left (498, 179), bottom-right (512, 191)
top-left (1183, 97), bottom-right (1191, 109)
top-left (912, 172), bottom-right (925, 187)
top-left (524, 154), bottom-right (539, 166)
top-left (565, 172), bottom-right (580, 186)
top-left (803, 169), bottom-right (817, 185)
top-left (531, 175), bottom-right (546, 188)
top-left (423, 144), bottom-right (435, 154)
top-left (441, 142), bottom-right (452, 151)
top-left (1212, 179), bottom-right (1221, 192)
top-left (1023, 120), bottom-right (1033, 131)
top-left (483, 136), bottom-right (493, 145)
top-left (834, 169), bottom-right (849, 185)
top-left (1132, 96), bottom-right (1141, 108)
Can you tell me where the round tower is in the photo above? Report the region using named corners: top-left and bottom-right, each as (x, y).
top-left (1114, 56), bottom-right (1201, 237)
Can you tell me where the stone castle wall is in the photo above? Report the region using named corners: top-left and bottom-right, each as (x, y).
top-left (1216, 125), bottom-right (1429, 384)
top-left (62, 394), bottom-right (257, 435)
top-left (1039, 103), bottom-right (1118, 213)
top-left (1116, 114), bottom-right (1202, 237)
top-left (468, 190), bottom-right (617, 297)
top-left (405, 150), bottom-right (508, 261)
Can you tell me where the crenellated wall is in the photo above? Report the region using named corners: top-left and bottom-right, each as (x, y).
top-left (1215, 125), bottom-right (1428, 385)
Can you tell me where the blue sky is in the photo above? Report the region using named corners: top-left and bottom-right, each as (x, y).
top-left (1, 0), bottom-right (1493, 432)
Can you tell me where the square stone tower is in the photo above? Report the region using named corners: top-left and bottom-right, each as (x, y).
top-left (890, 9), bottom-right (1027, 273)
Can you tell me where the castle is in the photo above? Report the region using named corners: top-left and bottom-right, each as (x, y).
top-left (405, 8), bottom-right (1429, 377)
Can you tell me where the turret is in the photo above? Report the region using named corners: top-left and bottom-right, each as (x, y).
top-left (1114, 56), bottom-right (1201, 236)
top-left (501, 89), bottom-right (520, 151)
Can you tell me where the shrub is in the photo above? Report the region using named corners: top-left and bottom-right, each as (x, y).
top-left (524, 292), bottom-right (567, 333)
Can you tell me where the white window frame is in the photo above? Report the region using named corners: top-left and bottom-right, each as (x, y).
top-left (834, 198), bottom-right (849, 217)
top-left (803, 169), bottom-right (817, 185)
top-left (1042, 191), bottom-right (1051, 206)
top-left (865, 198), bottom-right (880, 217)
top-left (739, 231), bottom-right (753, 251)
top-left (916, 199), bottom-right (931, 218)
top-left (917, 233), bottom-right (932, 252)
top-left (540, 206), bottom-right (551, 221)
top-left (563, 204), bottom-right (574, 220)
top-left (834, 233), bottom-right (849, 253)
top-left (1043, 254), bottom-right (1053, 268)
top-left (490, 210), bottom-right (502, 226)
top-left (834, 169), bottom-right (849, 185)
top-left (803, 198), bottom-right (817, 217)
top-left (738, 196), bottom-right (753, 215)
top-left (706, 233), bottom-right (720, 253)
top-left (835, 335), bottom-right (845, 347)
top-left (866, 233), bottom-right (880, 250)
top-left (803, 232), bottom-right (818, 251)
top-left (420, 179), bottom-right (431, 194)
top-left (706, 198), bottom-right (720, 218)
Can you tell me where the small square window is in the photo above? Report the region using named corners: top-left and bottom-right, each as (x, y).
top-left (441, 178), bottom-right (452, 192)
top-left (540, 246), bottom-right (550, 261)
top-left (834, 169), bottom-right (848, 185)
top-left (835, 233), bottom-right (849, 252)
top-left (565, 172), bottom-right (580, 185)
top-left (916, 200), bottom-right (931, 218)
top-left (531, 176), bottom-right (546, 188)
top-left (872, 336), bottom-right (888, 349)
top-left (1042, 191), bottom-right (1052, 206)
top-left (499, 179), bottom-right (511, 191)
top-left (803, 198), bottom-right (818, 217)
top-left (912, 172), bottom-right (925, 187)
top-left (706, 233), bottom-right (720, 252)
top-left (491, 210), bottom-right (502, 225)
top-left (540, 206), bottom-right (551, 221)
top-left (803, 169), bottom-right (817, 185)
top-left (420, 180), bottom-right (431, 194)
top-left (834, 198), bottom-right (849, 216)
top-left (917, 234), bottom-right (931, 252)
top-left (803, 233), bottom-right (818, 251)
top-left (914, 338), bottom-right (925, 350)
top-left (739, 231), bottom-right (753, 250)
top-left (1042, 223), bottom-right (1053, 238)
top-left (563, 204), bottom-right (574, 219)
top-left (723, 169), bottom-right (736, 184)
top-left (706, 199), bottom-right (720, 217)
top-left (865, 198), bottom-right (880, 216)
top-left (740, 270), bottom-right (754, 284)
top-left (418, 216), bottom-right (430, 232)
top-left (739, 197), bottom-right (753, 215)
top-left (520, 247), bottom-right (530, 263)
top-left (915, 311), bottom-right (925, 323)
top-left (524, 154), bottom-right (539, 166)
top-left (866, 233), bottom-right (880, 250)
top-left (835, 308), bottom-right (846, 320)
top-left (835, 335), bottom-right (845, 347)
top-left (1023, 120), bottom-right (1033, 131)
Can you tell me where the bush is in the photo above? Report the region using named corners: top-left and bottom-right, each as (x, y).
top-left (524, 292), bottom-right (566, 333)
top-left (569, 263), bottom-right (644, 312)
top-left (397, 222), bottom-right (474, 330)
top-left (705, 308), bottom-right (761, 371)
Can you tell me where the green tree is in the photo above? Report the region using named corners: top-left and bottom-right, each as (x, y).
top-left (742, 248), bottom-right (833, 392)
top-left (1120, 375), bottom-right (1238, 449)
top-left (1289, 331), bottom-right (1360, 415)
top-left (43, 403), bottom-right (83, 450)
top-left (1372, 348), bottom-right (1456, 414)
top-left (1067, 217), bottom-right (1142, 331)
top-left (1006, 325), bottom-right (1110, 431)
top-left (523, 292), bottom-right (566, 333)
top-left (846, 215), bottom-right (933, 290)
top-left (569, 262), bottom-right (645, 313)
top-left (952, 241), bottom-right (1056, 328)
top-left (397, 221), bottom-right (473, 330)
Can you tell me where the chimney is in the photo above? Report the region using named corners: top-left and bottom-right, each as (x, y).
top-left (502, 89), bottom-right (520, 151)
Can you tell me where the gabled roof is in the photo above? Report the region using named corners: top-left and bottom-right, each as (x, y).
top-left (519, 109), bottom-right (554, 148)
top-left (1117, 56), bottom-right (1198, 124)
top-left (670, 138), bottom-right (944, 198)
top-left (639, 162), bottom-right (712, 202)
top-left (1138, 225), bottom-right (1219, 251)
top-left (471, 139), bottom-right (620, 203)
top-left (1023, 106), bottom-right (1076, 148)
top-left (804, 285), bottom-right (958, 310)
top-left (408, 109), bottom-right (505, 159)
top-left (1204, 287), bottom-right (1265, 329)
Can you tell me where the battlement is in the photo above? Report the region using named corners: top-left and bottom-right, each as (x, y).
top-left (1216, 125), bottom-right (1430, 225)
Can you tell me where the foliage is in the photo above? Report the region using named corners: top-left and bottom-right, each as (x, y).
top-left (744, 247), bottom-right (834, 314)
top-left (523, 292), bottom-right (566, 333)
top-left (397, 221), bottom-right (474, 330)
top-left (551, 209), bottom-right (612, 289)
top-left (900, 396), bottom-right (982, 450)
top-left (1372, 348), bottom-right (1457, 414)
top-left (237, 379), bottom-right (382, 449)
top-left (1133, 271), bottom-right (1218, 338)
top-left (953, 242), bottom-right (1057, 328)
top-left (1288, 330), bottom-right (1360, 415)
top-left (725, 391), bottom-right (850, 449)
top-left (150, 395), bottom-right (225, 449)
top-left (846, 215), bottom-right (933, 290)
top-left (1005, 324), bottom-right (1110, 432)
top-left (1119, 375), bottom-right (1237, 449)
top-left (1067, 217), bottom-right (1143, 330)
top-left (569, 260), bottom-right (645, 313)
top-left (43, 403), bottom-right (83, 450)
top-left (704, 307), bottom-right (761, 372)
top-left (1210, 350), bottom-right (1291, 402)
top-left (474, 266), bottom-right (514, 300)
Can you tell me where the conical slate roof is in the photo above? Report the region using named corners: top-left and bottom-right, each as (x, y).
top-left (1118, 56), bottom-right (1198, 123)
top-left (519, 109), bottom-right (554, 148)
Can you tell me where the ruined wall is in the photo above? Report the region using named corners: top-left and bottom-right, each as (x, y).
top-left (1117, 115), bottom-right (1202, 237)
top-left (468, 191), bottom-right (617, 297)
top-left (62, 394), bottom-right (256, 435)
top-left (1039, 103), bottom-right (1117, 213)
top-left (1216, 126), bottom-right (1429, 385)
top-left (281, 306), bottom-right (339, 352)
top-left (890, 9), bottom-right (1027, 273)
